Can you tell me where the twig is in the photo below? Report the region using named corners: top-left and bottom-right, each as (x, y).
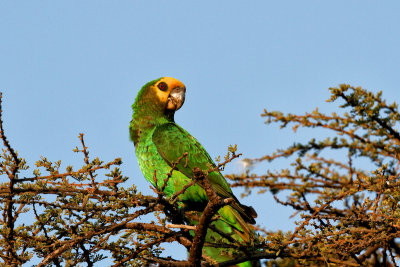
top-left (166, 224), bottom-right (196, 231)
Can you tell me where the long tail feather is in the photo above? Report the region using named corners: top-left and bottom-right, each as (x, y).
top-left (199, 205), bottom-right (259, 266)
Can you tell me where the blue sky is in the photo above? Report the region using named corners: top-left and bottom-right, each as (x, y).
top-left (1, 1), bottom-right (400, 263)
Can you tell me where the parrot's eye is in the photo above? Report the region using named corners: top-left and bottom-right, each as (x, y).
top-left (158, 82), bottom-right (168, 91)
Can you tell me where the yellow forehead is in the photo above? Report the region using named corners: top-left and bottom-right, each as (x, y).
top-left (159, 77), bottom-right (185, 89)
top-left (154, 77), bottom-right (185, 102)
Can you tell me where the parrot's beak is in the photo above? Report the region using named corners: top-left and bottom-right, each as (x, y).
top-left (167, 87), bottom-right (186, 111)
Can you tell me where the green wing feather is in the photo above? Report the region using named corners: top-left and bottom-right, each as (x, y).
top-left (153, 123), bottom-right (230, 193)
top-left (152, 123), bottom-right (257, 226)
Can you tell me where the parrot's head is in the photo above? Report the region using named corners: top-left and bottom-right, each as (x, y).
top-left (154, 77), bottom-right (186, 112)
top-left (132, 77), bottom-right (186, 122)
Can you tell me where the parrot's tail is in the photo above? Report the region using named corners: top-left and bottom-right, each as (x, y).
top-left (200, 205), bottom-right (260, 267)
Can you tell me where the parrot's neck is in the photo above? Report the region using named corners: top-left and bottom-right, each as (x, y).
top-left (130, 103), bottom-right (175, 146)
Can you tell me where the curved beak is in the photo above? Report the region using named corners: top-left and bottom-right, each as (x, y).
top-left (166, 86), bottom-right (186, 111)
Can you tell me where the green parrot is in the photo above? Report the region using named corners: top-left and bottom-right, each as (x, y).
top-left (129, 77), bottom-right (258, 266)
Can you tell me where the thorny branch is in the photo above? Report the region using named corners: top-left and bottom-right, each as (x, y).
top-left (225, 85), bottom-right (400, 266)
top-left (188, 167), bottom-right (234, 266)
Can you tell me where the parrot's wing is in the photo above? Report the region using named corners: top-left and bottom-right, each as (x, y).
top-left (152, 123), bottom-right (257, 224)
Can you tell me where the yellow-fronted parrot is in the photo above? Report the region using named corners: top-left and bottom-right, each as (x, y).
top-left (129, 77), bottom-right (258, 265)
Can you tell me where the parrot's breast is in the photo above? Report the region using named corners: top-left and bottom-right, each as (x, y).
top-left (135, 126), bottom-right (208, 204)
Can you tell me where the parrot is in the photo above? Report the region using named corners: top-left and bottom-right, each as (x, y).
top-left (129, 77), bottom-right (258, 266)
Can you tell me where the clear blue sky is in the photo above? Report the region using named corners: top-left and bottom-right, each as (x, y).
top-left (1, 1), bottom-right (399, 263)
